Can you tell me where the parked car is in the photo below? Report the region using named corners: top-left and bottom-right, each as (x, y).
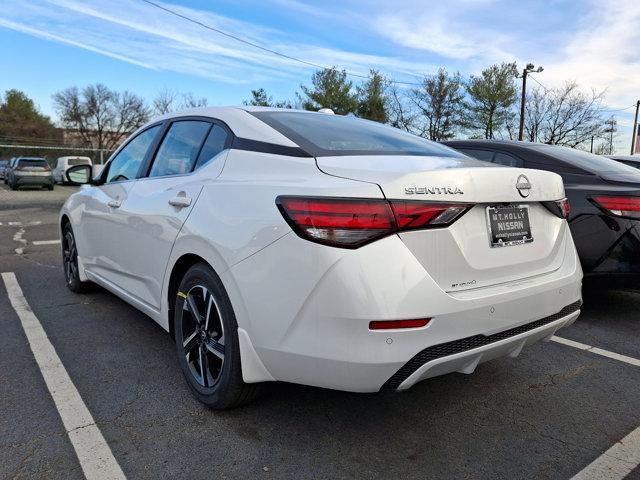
top-left (61, 108), bottom-right (582, 409)
top-left (444, 140), bottom-right (640, 280)
top-left (0, 159), bottom-right (9, 180)
top-left (53, 156), bottom-right (92, 184)
top-left (607, 154), bottom-right (640, 169)
top-left (4, 157), bottom-right (18, 184)
top-left (6, 157), bottom-right (54, 190)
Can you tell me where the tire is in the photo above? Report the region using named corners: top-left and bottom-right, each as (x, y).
top-left (48, 184), bottom-right (54, 191)
top-left (10, 182), bottom-right (17, 191)
top-left (62, 223), bottom-right (90, 293)
top-left (174, 263), bottom-right (260, 409)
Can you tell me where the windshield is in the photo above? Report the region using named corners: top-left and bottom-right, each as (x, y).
top-left (528, 144), bottom-right (639, 174)
top-left (252, 111), bottom-right (465, 158)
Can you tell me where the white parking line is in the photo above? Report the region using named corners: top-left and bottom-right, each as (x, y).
top-left (1, 272), bottom-right (126, 480)
top-left (32, 239), bottom-right (61, 245)
top-left (551, 336), bottom-right (640, 367)
top-left (571, 426), bottom-right (640, 480)
top-left (553, 336), bottom-right (640, 479)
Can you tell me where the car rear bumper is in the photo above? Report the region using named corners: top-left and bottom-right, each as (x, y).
top-left (571, 215), bottom-right (640, 275)
top-left (227, 227), bottom-right (583, 392)
top-left (387, 301), bottom-right (580, 390)
top-left (15, 175), bottom-right (53, 186)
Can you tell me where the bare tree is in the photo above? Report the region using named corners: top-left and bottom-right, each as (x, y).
top-left (53, 84), bottom-right (149, 152)
top-left (152, 87), bottom-right (178, 116)
top-left (180, 93), bottom-right (208, 109)
top-left (523, 87), bottom-right (551, 142)
top-left (525, 82), bottom-right (606, 148)
top-left (387, 85), bottom-right (421, 134)
top-left (410, 68), bottom-right (464, 141)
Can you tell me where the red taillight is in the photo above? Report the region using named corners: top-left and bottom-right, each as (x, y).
top-left (277, 197), bottom-right (395, 248)
top-left (557, 198), bottom-right (570, 218)
top-left (592, 196), bottom-right (640, 219)
top-left (277, 196), bottom-right (471, 248)
top-left (542, 198), bottom-right (570, 219)
top-left (390, 200), bottom-right (471, 230)
top-left (369, 318), bottom-right (431, 330)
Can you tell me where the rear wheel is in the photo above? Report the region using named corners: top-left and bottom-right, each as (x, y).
top-left (9, 181), bottom-right (17, 190)
top-left (48, 184), bottom-right (54, 191)
top-left (174, 263), bottom-right (259, 409)
top-left (62, 223), bottom-right (90, 293)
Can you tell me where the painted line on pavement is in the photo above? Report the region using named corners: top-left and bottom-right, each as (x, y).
top-left (553, 336), bottom-right (640, 479)
top-left (551, 336), bottom-right (640, 367)
top-left (32, 239), bottom-right (61, 245)
top-left (571, 426), bottom-right (640, 480)
top-left (1, 272), bottom-right (126, 480)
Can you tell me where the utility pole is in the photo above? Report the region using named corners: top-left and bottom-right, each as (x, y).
top-left (604, 117), bottom-right (617, 155)
top-left (518, 63), bottom-right (544, 141)
top-left (631, 100), bottom-right (640, 155)
top-left (590, 136), bottom-right (594, 153)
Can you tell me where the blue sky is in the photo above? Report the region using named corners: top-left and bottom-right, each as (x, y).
top-left (1, 0), bottom-right (638, 151)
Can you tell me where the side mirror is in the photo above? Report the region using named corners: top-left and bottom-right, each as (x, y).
top-left (66, 164), bottom-right (93, 185)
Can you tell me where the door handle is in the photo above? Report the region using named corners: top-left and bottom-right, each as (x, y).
top-left (107, 199), bottom-right (122, 208)
top-left (169, 196), bottom-right (192, 208)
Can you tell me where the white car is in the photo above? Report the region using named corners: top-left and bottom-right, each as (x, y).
top-left (60, 107), bottom-right (583, 409)
top-left (53, 156), bottom-right (92, 184)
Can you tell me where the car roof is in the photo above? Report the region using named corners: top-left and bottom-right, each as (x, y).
top-left (149, 106), bottom-right (341, 148)
top-left (607, 155), bottom-right (640, 162)
top-left (444, 139), bottom-right (536, 148)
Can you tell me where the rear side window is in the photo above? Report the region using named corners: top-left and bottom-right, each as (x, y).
top-left (68, 158), bottom-right (91, 166)
top-left (195, 125), bottom-right (229, 169)
top-left (493, 152), bottom-right (523, 167)
top-left (150, 121), bottom-right (211, 177)
top-left (456, 148), bottom-right (495, 162)
top-left (107, 125), bottom-right (161, 183)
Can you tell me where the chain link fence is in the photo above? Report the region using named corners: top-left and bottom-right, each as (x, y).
top-left (0, 144), bottom-right (115, 166)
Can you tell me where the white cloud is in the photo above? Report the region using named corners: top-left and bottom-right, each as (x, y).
top-left (0, 0), bottom-right (436, 85)
top-left (540, 0), bottom-right (640, 110)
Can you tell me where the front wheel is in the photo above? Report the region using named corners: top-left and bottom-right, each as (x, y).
top-left (174, 263), bottom-right (259, 409)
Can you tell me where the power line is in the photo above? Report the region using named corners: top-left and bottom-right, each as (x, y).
top-left (139, 0), bottom-right (424, 86)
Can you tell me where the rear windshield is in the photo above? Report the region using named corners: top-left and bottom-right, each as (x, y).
top-left (527, 144), bottom-right (639, 174)
top-left (68, 158), bottom-right (91, 166)
top-left (18, 159), bottom-right (48, 168)
top-left (252, 111), bottom-right (465, 158)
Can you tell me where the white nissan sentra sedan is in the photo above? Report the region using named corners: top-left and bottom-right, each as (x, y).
top-left (60, 107), bottom-right (583, 409)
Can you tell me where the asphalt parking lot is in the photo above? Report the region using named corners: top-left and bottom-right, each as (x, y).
top-left (1, 184), bottom-right (640, 480)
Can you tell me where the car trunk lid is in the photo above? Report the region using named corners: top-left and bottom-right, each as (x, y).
top-left (316, 155), bottom-right (569, 292)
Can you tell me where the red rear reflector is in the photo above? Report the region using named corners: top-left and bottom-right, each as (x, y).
top-left (369, 318), bottom-right (431, 330)
top-left (277, 196), bottom-right (471, 248)
top-left (592, 196), bottom-right (640, 219)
